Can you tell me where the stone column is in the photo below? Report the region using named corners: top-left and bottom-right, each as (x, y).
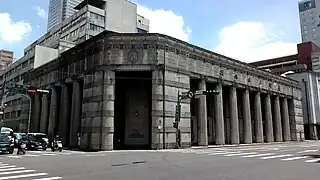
top-left (101, 71), bottom-right (115, 151)
top-left (215, 83), bottom-right (225, 145)
top-left (281, 98), bottom-right (291, 141)
top-left (229, 86), bottom-right (239, 144)
top-left (69, 81), bottom-right (82, 148)
top-left (265, 94), bottom-right (274, 142)
top-left (48, 87), bottom-right (58, 138)
top-left (254, 92), bottom-right (264, 143)
top-left (197, 79), bottom-right (208, 146)
top-left (273, 96), bottom-right (283, 142)
top-left (243, 88), bottom-right (252, 144)
top-left (32, 93), bottom-right (41, 132)
top-left (59, 84), bottom-right (70, 146)
top-left (40, 94), bottom-right (49, 133)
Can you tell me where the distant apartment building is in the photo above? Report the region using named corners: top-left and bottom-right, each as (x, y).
top-left (249, 42), bottom-right (320, 75)
top-left (47, 0), bottom-right (82, 31)
top-left (0, 50), bottom-right (13, 70)
top-left (298, 0), bottom-right (320, 47)
top-left (0, 0), bottom-right (149, 131)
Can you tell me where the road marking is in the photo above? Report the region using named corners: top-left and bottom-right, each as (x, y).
top-left (208, 151), bottom-right (242, 155)
top-left (260, 154), bottom-right (293, 160)
top-left (0, 166), bottom-right (16, 169)
top-left (224, 152), bottom-right (257, 157)
top-left (242, 153), bottom-right (275, 158)
top-left (258, 148), bottom-right (279, 151)
top-left (281, 156), bottom-right (308, 161)
top-left (42, 154), bottom-right (56, 156)
top-left (0, 168), bottom-right (25, 172)
top-left (32, 177), bottom-right (62, 180)
top-left (297, 150), bottom-right (318, 154)
top-left (0, 164), bottom-right (9, 167)
top-left (25, 154), bottom-right (40, 157)
top-left (305, 158), bottom-right (320, 163)
top-left (0, 173), bottom-right (47, 180)
top-left (6, 156), bottom-right (21, 159)
top-left (0, 169), bottom-right (35, 175)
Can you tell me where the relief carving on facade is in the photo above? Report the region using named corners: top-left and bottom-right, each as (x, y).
top-left (128, 50), bottom-right (139, 64)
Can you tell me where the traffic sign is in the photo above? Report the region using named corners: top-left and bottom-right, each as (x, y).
top-left (27, 86), bottom-right (37, 97)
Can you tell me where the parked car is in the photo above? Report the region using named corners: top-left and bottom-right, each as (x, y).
top-left (0, 133), bottom-right (14, 154)
top-left (13, 133), bottom-right (26, 148)
top-left (27, 133), bottom-right (49, 150)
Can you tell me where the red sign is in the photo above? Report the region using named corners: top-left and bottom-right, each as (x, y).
top-left (27, 86), bottom-right (37, 97)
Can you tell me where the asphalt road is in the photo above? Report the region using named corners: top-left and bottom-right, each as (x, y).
top-left (0, 141), bottom-right (319, 179)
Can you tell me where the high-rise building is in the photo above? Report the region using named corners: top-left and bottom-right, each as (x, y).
top-left (0, 50), bottom-right (13, 70)
top-left (298, 0), bottom-right (320, 46)
top-left (47, 0), bottom-right (82, 31)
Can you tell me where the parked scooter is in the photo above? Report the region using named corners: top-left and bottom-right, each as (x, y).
top-left (17, 139), bottom-right (26, 155)
top-left (51, 140), bottom-right (62, 152)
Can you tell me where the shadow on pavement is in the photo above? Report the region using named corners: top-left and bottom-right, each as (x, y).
top-left (303, 154), bottom-right (320, 163)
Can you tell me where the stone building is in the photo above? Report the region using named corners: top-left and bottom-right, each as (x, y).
top-left (24, 31), bottom-right (304, 150)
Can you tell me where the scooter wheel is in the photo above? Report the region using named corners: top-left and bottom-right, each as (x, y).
top-left (59, 148), bottom-right (62, 152)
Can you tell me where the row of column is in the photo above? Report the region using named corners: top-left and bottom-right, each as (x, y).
top-left (33, 81), bottom-right (82, 148)
top-left (197, 79), bottom-right (292, 146)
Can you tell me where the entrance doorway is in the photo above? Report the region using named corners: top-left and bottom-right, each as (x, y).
top-left (114, 71), bottom-right (152, 150)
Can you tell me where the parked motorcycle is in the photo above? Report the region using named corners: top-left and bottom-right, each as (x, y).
top-left (17, 140), bottom-right (26, 155)
top-left (51, 140), bottom-right (62, 152)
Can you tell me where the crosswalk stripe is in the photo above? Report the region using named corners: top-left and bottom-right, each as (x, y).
top-left (6, 156), bottom-right (21, 159)
top-left (0, 168), bottom-right (25, 172)
top-left (260, 154), bottom-right (292, 160)
top-left (0, 165), bottom-right (9, 167)
top-left (224, 152), bottom-right (257, 157)
top-left (282, 156), bottom-right (308, 161)
top-left (0, 173), bottom-right (47, 180)
top-left (32, 177), bottom-right (62, 180)
top-left (0, 166), bottom-right (16, 169)
top-left (305, 158), bottom-right (320, 163)
top-left (297, 150), bottom-right (318, 154)
top-left (242, 153), bottom-right (275, 158)
top-left (0, 170), bottom-right (35, 175)
top-left (26, 154), bottom-right (40, 157)
top-left (208, 151), bottom-right (242, 155)
top-left (42, 154), bottom-right (56, 156)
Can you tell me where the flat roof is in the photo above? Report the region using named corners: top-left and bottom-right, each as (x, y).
top-left (74, 0), bottom-right (106, 10)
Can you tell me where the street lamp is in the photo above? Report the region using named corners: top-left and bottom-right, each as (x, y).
top-left (19, 94), bottom-right (32, 134)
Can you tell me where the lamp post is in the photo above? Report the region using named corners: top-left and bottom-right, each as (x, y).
top-left (19, 94), bottom-right (32, 134)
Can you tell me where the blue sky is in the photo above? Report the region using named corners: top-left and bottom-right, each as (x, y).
top-left (0, 0), bottom-right (302, 62)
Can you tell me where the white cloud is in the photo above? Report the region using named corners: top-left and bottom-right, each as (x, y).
top-left (0, 13), bottom-right (32, 43)
top-left (137, 5), bottom-right (191, 42)
top-left (34, 6), bottom-right (46, 19)
top-left (213, 21), bottom-right (298, 63)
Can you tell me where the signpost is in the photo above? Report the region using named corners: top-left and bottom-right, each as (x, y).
top-left (173, 89), bottom-right (220, 149)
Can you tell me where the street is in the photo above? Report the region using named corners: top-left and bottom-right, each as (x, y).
top-left (0, 141), bottom-right (319, 179)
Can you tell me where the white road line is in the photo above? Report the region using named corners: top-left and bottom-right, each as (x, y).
top-left (305, 158), bottom-right (320, 163)
top-left (0, 170), bottom-right (35, 175)
top-left (282, 156), bottom-right (308, 161)
top-left (0, 173), bottom-right (47, 180)
top-left (260, 154), bottom-right (293, 160)
top-left (224, 152), bottom-right (257, 157)
top-left (297, 150), bottom-right (318, 154)
top-left (242, 153), bottom-right (275, 158)
top-left (25, 154), bottom-right (40, 157)
top-left (208, 151), bottom-right (242, 155)
top-left (0, 166), bottom-right (16, 169)
top-left (42, 154), bottom-right (56, 156)
top-left (6, 156), bottom-right (21, 159)
top-left (32, 177), bottom-right (62, 180)
top-left (0, 168), bottom-right (25, 172)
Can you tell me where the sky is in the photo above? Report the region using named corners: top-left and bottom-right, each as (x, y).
top-left (0, 0), bottom-right (303, 63)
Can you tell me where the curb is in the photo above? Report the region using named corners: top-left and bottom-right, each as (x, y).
top-left (191, 141), bottom-right (301, 149)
